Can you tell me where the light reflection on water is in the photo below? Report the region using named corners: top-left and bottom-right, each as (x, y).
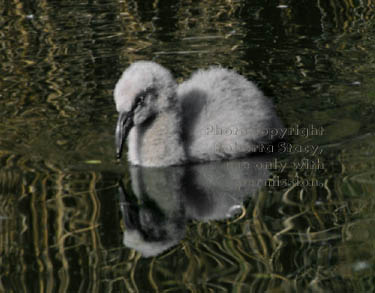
top-left (1, 0), bottom-right (375, 291)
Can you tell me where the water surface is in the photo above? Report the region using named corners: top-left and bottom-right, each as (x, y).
top-left (1, 0), bottom-right (375, 292)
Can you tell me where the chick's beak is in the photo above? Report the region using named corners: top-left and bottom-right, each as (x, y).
top-left (115, 111), bottom-right (134, 159)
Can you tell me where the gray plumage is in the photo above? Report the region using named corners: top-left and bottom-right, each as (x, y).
top-left (114, 61), bottom-right (282, 167)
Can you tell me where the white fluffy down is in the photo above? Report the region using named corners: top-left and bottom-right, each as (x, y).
top-left (114, 61), bottom-right (283, 167)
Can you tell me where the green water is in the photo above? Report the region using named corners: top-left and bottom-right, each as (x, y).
top-left (1, 0), bottom-right (375, 292)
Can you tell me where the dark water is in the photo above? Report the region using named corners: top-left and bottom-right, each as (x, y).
top-left (1, 0), bottom-right (375, 292)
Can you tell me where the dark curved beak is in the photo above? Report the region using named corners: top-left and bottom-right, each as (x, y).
top-left (115, 111), bottom-right (134, 159)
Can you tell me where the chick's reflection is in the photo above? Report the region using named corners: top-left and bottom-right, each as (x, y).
top-left (118, 156), bottom-right (273, 257)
